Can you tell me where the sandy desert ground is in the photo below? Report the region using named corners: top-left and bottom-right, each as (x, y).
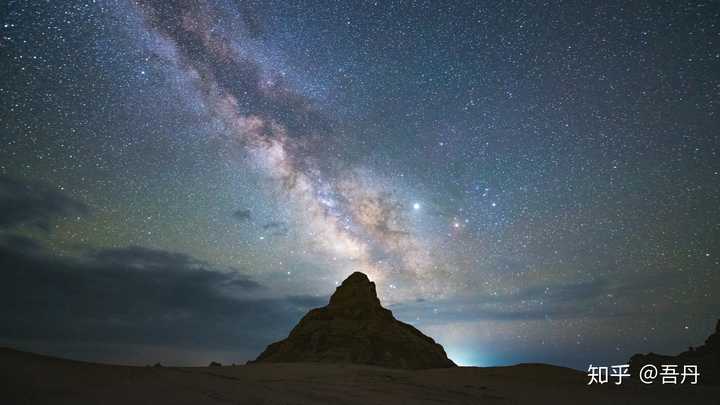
top-left (2, 347), bottom-right (718, 404)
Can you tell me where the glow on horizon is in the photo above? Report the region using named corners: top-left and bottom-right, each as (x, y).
top-left (445, 349), bottom-right (487, 367)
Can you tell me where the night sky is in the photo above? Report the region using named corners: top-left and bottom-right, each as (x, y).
top-left (1, 0), bottom-right (719, 369)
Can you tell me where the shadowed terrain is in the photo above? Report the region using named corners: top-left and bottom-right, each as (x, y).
top-left (3, 347), bottom-right (719, 404)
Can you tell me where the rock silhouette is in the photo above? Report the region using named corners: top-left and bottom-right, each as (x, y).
top-left (252, 272), bottom-right (456, 369)
top-left (629, 319), bottom-right (719, 385)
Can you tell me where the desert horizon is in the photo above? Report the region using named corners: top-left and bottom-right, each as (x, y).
top-left (4, 345), bottom-right (719, 405)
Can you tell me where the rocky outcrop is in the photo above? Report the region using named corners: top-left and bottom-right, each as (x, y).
top-left (251, 272), bottom-right (456, 369)
top-left (629, 319), bottom-right (720, 385)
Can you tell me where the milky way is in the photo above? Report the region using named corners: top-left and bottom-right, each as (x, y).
top-left (0, 0), bottom-right (718, 368)
top-left (131, 0), bottom-right (445, 300)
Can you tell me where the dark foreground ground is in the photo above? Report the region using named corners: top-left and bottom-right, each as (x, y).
top-left (2, 348), bottom-right (718, 404)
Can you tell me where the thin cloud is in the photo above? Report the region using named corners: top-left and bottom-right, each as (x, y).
top-left (0, 176), bottom-right (89, 232)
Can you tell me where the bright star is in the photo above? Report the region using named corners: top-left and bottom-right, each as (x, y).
top-left (413, 202), bottom-right (421, 210)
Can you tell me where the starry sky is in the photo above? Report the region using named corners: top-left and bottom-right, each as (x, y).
top-left (1, 0), bottom-right (719, 369)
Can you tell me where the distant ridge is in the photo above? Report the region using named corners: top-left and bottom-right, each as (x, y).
top-left (251, 272), bottom-right (456, 369)
top-left (630, 319), bottom-right (720, 385)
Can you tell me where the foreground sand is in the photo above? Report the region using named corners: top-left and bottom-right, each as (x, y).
top-left (2, 348), bottom-right (717, 404)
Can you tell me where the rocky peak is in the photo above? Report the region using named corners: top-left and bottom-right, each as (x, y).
top-left (251, 272), bottom-right (456, 369)
top-left (328, 271), bottom-right (381, 309)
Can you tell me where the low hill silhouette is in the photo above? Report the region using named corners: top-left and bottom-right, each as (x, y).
top-left (630, 319), bottom-right (720, 385)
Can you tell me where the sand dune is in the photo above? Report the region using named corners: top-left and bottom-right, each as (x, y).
top-left (2, 348), bottom-right (718, 404)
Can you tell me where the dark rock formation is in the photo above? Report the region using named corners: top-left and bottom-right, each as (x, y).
top-left (209, 361), bottom-right (222, 367)
top-left (629, 319), bottom-right (719, 385)
top-left (251, 272), bottom-right (456, 369)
